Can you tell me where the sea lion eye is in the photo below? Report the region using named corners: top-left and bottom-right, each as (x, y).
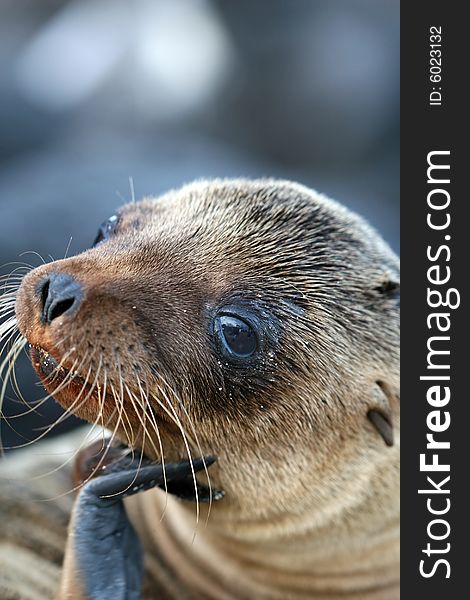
top-left (214, 314), bottom-right (258, 359)
top-left (93, 215), bottom-right (119, 247)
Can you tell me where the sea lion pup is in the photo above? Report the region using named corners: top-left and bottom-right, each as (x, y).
top-left (13, 179), bottom-right (400, 599)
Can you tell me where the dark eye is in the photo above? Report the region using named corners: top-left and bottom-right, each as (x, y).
top-left (93, 215), bottom-right (119, 247)
top-left (214, 314), bottom-right (258, 359)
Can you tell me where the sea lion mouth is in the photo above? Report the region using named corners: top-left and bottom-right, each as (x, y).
top-left (31, 346), bottom-right (81, 383)
top-left (36, 347), bottom-right (57, 373)
top-left (30, 345), bottom-right (102, 411)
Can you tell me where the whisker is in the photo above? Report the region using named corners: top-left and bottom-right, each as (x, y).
top-left (28, 359), bottom-right (105, 481)
top-left (37, 404), bottom-right (126, 499)
top-left (159, 374), bottom-right (214, 523)
top-left (0, 336), bottom-right (29, 452)
top-left (8, 339), bottom-right (31, 409)
top-left (125, 384), bottom-right (160, 464)
top-left (6, 394), bottom-right (56, 419)
top-left (0, 261), bottom-right (35, 272)
top-left (63, 237), bottom-right (73, 259)
top-left (129, 176), bottom-right (136, 204)
top-left (150, 382), bottom-right (201, 541)
top-left (109, 383), bottom-right (134, 455)
top-left (0, 305), bottom-right (18, 318)
top-left (0, 320), bottom-right (19, 351)
top-left (95, 357), bottom-right (147, 499)
top-left (0, 337), bottom-right (27, 403)
top-left (3, 355), bottom-right (95, 451)
top-left (135, 375), bottom-right (169, 520)
top-left (19, 251), bottom-right (46, 265)
top-left (40, 366), bottom-right (129, 497)
top-left (0, 271), bottom-right (30, 282)
top-left (122, 383), bottom-right (166, 504)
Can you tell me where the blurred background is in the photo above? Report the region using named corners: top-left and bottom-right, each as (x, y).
top-left (0, 0), bottom-right (399, 451)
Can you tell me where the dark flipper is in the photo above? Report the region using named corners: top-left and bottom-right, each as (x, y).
top-left (71, 452), bottom-right (221, 599)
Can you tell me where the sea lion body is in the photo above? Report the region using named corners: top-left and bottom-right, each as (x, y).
top-left (4, 179), bottom-right (399, 599)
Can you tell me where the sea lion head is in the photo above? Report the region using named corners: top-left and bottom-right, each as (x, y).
top-left (14, 179), bottom-right (399, 528)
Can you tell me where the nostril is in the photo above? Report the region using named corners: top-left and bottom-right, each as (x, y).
top-left (48, 297), bottom-right (75, 322)
top-left (39, 278), bottom-right (50, 311)
top-left (38, 272), bottom-right (83, 325)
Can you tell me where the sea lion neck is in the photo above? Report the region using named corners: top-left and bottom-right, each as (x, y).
top-left (127, 476), bottom-right (400, 600)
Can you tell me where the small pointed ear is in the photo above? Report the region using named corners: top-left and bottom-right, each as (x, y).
top-left (367, 381), bottom-right (395, 447)
top-left (367, 409), bottom-right (394, 446)
top-left (374, 272), bottom-right (400, 305)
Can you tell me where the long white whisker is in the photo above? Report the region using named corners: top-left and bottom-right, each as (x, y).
top-left (151, 383), bottom-right (200, 541)
top-left (160, 374), bottom-right (214, 522)
top-left (135, 376), bottom-right (169, 520)
top-left (19, 251), bottom-right (46, 265)
top-left (29, 359), bottom-right (105, 481)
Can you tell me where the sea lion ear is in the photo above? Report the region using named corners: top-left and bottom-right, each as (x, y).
top-left (374, 272), bottom-right (400, 305)
top-left (367, 382), bottom-right (394, 447)
top-left (367, 409), bottom-right (394, 447)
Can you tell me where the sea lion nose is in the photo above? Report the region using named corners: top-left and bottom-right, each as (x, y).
top-left (38, 272), bottom-right (83, 325)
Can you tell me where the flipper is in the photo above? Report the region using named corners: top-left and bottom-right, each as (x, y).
top-left (59, 447), bottom-right (222, 599)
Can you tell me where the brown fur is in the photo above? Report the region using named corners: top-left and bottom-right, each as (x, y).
top-left (13, 179), bottom-right (400, 598)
